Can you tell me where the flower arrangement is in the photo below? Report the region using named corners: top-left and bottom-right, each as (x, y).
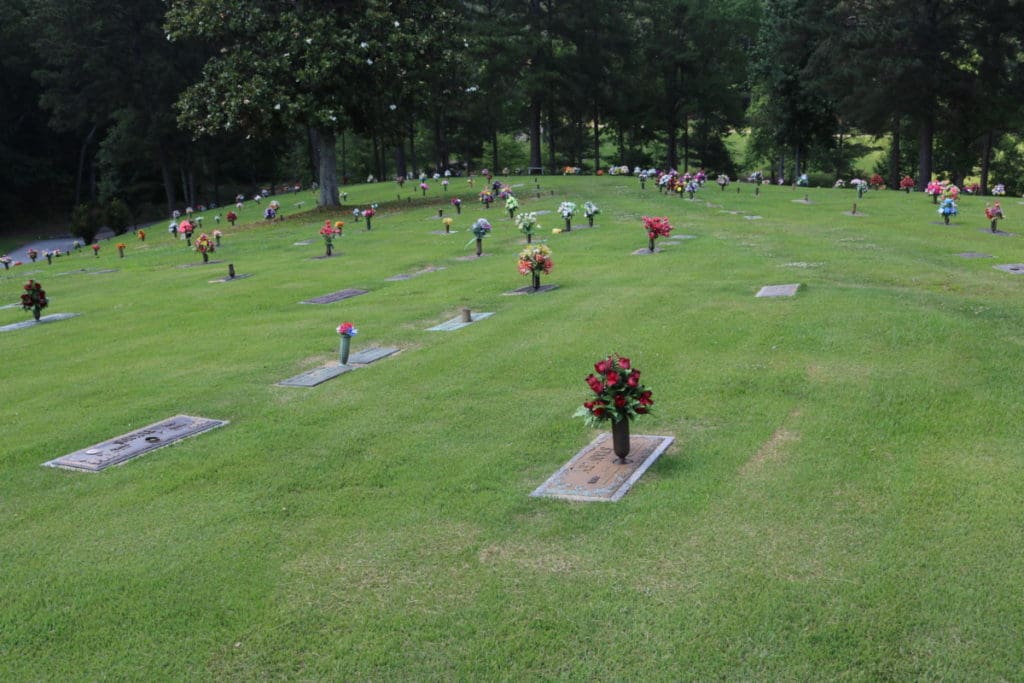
top-left (642, 215), bottom-right (672, 251)
top-left (20, 279), bottom-right (48, 321)
top-left (352, 208), bottom-right (361, 221)
top-left (517, 244), bottom-right (553, 290)
top-left (716, 174), bottom-right (730, 189)
top-left (992, 183), bottom-right (1006, 196)
top-left (320, 220), bottom-right (339, 255)
top-left (868, 173), bottom-right (884, 189)
top-left (985, 202), bottom-right (1005, 232)
top-left (213, 229), bottom-right (223, 246)
top-left (116, 242), bottom-right (127, 258)
top-left (43, 249), bottom-right (53, 264)
top-left (468, 218), bottom-right (491, 256)
top-left (943, 183), bottom-right (960, 200)
top-left (833, 179), bottom-right (846, 188)
top-left (185, 206), bottom-right (194, 216)
top-left (194, 233), bottom-right (215, 262)
top-left (965, 182), bottom-right (981, 194)
top-left (226, 211), bottom-right (237, 226)
top-left (362, 207), bottom-right (376, 230)
top-left (925, 181), bottom-right (943, 197)
top-left (558, 201), bottom-right (577, 219)
top-left (516, 211), bottom-right (540, 243)
top-left (337, 321), bottom-right (358, 365)
top-left (938, 197), bottom-right (958, 224)
top-left (27, 248), bottom-right (38, 262)
top-left (172, 209), bottom-right (181, 219)
top-left (574, 354), bottom-right (654, 460)
top-left (269, 200), bottom-right (281, 212)
top-left (506, 195), bottom-right (519, 218)
top-left (479, 189), bottom-right (494, 207)
top-left (1, 255), bottom-right (11, 270)
top-left (900, 176), bottom-right (916, 192)
top-left (442, 217), bottom-right (454, 233)
top-left (137, 229), bottom-right (146, 241)
top-left (442, 179), bottom-right (449, 191)
top-left (91, 243), bottom-right (100, 256)
top-left (584, 201), bottom-right (600, 226)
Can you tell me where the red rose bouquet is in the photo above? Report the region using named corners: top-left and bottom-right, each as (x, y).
top-left (642, 215), bottom-right (672, 251)
top-left (21, 279), bottom-right (48, 321)
top-left (575, 354), bottom-right (653, 427)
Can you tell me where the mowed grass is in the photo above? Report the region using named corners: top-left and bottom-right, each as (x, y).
top-left (3, 178), bottom-right (1024, 679)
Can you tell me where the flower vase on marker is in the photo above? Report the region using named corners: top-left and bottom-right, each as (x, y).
top-left (116, 243), bottom-right (126, 258)
top-left (559, 202), bottom-right (576, 232)
top-left (20, 279), bottom-right (48, 321)
top-left (452, 198), bottom-right (462, 215)
top-left (468, 218), bottom-right (491, 256)
top-left (642, 215), bottom-right (673, 252)
top-left (194, 233), bottom-right (214, 262)
top-left (363, 207), bottom-right (376, 230)
top-left (443, 217), bottom-right (453, 234)
top-left (337, 322), bottom-right (357, 365)
top-left (516, 211), bottom-right (540, 245)
top-left (584, 201), bottom-right (600, 227)
top-left (575, 354), bottom-right (654, 462)
top-left (517, 244), bottom-right (553, 291)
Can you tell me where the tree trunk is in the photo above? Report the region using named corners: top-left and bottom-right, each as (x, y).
top-left (916, 114), bottom-right (934, 192)
top-left (682, 114), bottom-right (689, 170)
top-left (887, 116), bottom-right (901, 188)
top-left (980, 130), bottom-right (994, 195)
top-left (315, 127), bottom-right (340, 207)
top-left (307, 127), bottom-right (321, 182)
top-left (666, 121), bottom-right (678, 170)
top-left (794, 145), bottom-right (801, 178)
top-left (491, 126), bottom-right (499, 171)
top-left (592, 109), bottom-right (600, 173)
top-left (546, 108), bottom-right (556, 172)
top-left (75, 124), bottom-right (98, 208)
top-left (617, 125), bottom-right (625, 167)
top-left (409, 122), bottom-right (417, 176)
top-left (158, 146), bottom-right (176, 215)
top-left (529, 97), bottom-right (542, 170)
top-left (395, 143), bottom-right (407, 179)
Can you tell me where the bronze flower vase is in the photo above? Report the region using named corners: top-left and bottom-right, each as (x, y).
top-left (532, 272), bottom-right (540, 290)
top-left (365, 216), bottom-right (372, 231)
top-left (508, 208), bottom-right (515, 219)
top-left (215, 235), bottom-right (221, 246)
top-left (611, 419), bottom-right (630, 462)
top-left (588, 215), bottom-right (594, 227)
top-left (649, 237), bottom-right (655, 252)
top-left (932, 194), bottom-right (938, 204)
top-left (339, 335), bottom-right (351, 365)
top-left (33, 305), bottom-right (41, 321)
top-left (992, 220), bottom-right (998, 233)
top-left (475, 237), bottom-right (482, 257)
top-left (526, 232), bottom-right (533, 244)
top-left (326, 243), bottom-right (332, 257)
top-left (944, 215), bottom-right (950, 225)
top-left (117, 247), bottom-right (124, 258)
top-left (46, 254), bottom-right (53, 264)
top-left (456, 204), bottom-right (461, 215)
top-left (438, 209), bottom-right (443, 217)
top-left (202, 251), bottom-right (209, 263)
top-left (564, 217), bottom-right (571, 232)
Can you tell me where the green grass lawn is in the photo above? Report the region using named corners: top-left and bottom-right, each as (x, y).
top-left (3, 177), bottom-right (1024, 679)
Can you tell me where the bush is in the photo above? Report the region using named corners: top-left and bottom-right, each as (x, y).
top-left (104, 198), bottom-right (133, 234)
top-left (70, 203), bottom-right (104, 245)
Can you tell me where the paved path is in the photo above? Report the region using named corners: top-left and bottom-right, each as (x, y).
top-left (3, 228), bottom-right (118, 264)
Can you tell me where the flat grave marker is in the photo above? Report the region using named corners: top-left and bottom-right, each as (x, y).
top-left (276, 347), bottom-right (400, 387)
top-left (981, 228), bottom-right (1015, 236)
top-left (0, 302), bottom-right (20, 310)
top-left (957, 252), bottom-right (993, 259)
top-left (426, 312), bottom-right (494, 331)
top-left (531, 432), bottom-right (674, 502)
top-left (0, 312), bottom-right (80, 333)
top-left (504, 284), bottom-right (559, 295)
top-left (631, 248), bottom-right (664, 255)
top-left (743, 215), bottom-right (764, 220)
top-left (209, 273), bottom-right (254, 283)
top-left (384, 266), bottom-right (445, 282)
top-left (177, 260), bottom-right (224, 268)
top-left (994, 264), bottom-right (1024, 274)
top-left (293, 239), bottom-right (314, 246)
top-left (756, 284), bottom-right (802, 298)
top-left (300, 288), bottom-right (368, 305)
top-left (43, 415), bottom-right (228, 472)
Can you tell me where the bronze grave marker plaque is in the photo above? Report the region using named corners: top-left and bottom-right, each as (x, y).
top-left (43, 415), bottom-right (228, 472)
top-left (300, 288), bottom-right (368, 304)
top-left (531, 433), bottom-right (674, 502)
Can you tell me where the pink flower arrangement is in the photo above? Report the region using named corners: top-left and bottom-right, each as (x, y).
top-left (362, 208), bottom-right (376, 218)
top-left (642, 216), bottom-right (673, 240)
top-left (899, 176), bottom-right (916, 190)
top-left (925, 181), bottom-right (943, 196)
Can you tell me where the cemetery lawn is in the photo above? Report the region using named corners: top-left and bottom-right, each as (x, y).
top-left (4, 178), bottom-right (1024, 679)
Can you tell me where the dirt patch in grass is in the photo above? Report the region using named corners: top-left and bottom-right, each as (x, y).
top-left (740, 409), bottom-right (802, 475)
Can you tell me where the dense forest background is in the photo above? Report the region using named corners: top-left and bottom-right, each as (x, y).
top-left (2, 0), bottom-right (1022, 232)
